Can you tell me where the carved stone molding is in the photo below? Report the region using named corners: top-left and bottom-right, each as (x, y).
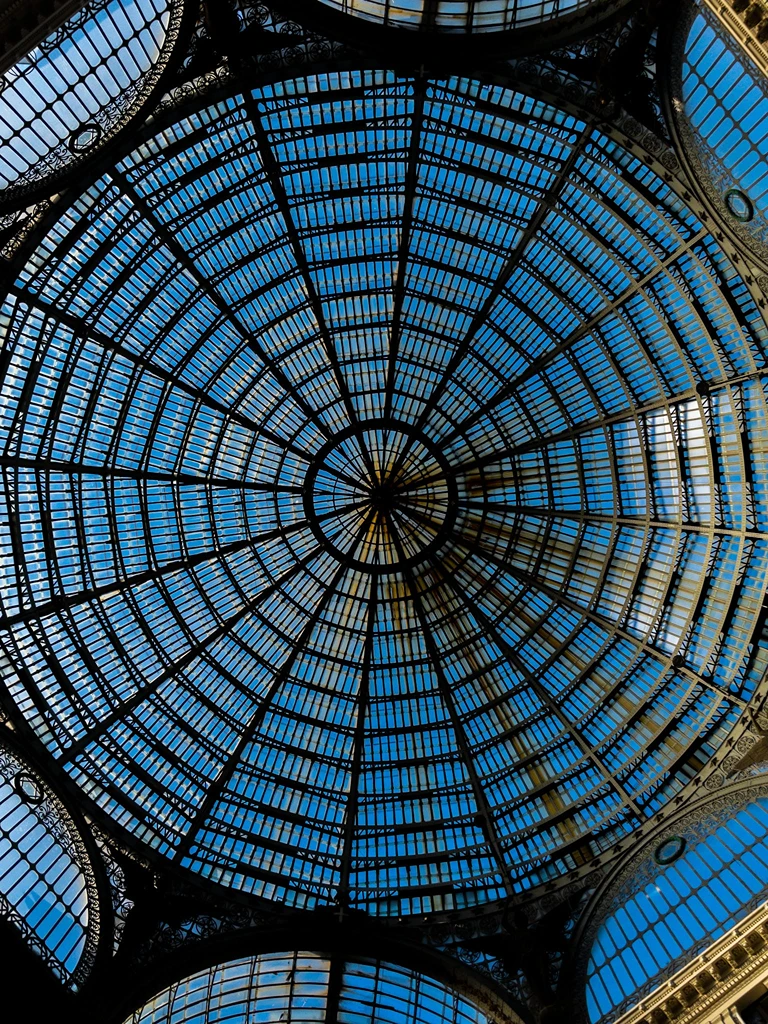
top-left (613, 900), bottom-right (768, 1024)
top-left (699, 0), bottom-right (768, 77)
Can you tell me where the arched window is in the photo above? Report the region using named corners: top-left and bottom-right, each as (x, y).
top-left (583, 787), bottom-right (768, 1023)
top-left (0, 743), bottom-right (98, 986)
top-left (0, 0), bottom-right (184, 202)
top-left (307, 0), bottom-right (610, 34)
top-left (125, 952), bottom-right (503, 1024)
top-left (671, 2), bottom-right (768, 253)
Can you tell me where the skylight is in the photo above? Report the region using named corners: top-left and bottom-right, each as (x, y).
top-left (0, 71), bottom-right (766, 918)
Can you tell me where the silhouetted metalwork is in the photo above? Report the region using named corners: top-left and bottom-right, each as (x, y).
top-left (124, 952), bottom-right (507, 1024)
top-left (0, 66), bottom-right (767, 929)
top-left (0, 3), bottom-right (767, 1024)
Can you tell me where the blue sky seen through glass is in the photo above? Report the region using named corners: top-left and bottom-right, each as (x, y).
top-left (0, 751), bottom-right (89, 983)
top-left (126, 953), bottom-right (489, 1024)
top-left (0, 72), bottom-right (767, 918)
top-left (0, 0), bottom-right (176, 192)
top-left (682, 8), bottom-right (768, 236)
top-left (587, 797), bottom-right (768, 1023)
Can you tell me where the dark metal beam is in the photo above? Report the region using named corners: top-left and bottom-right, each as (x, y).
top-left (431, 560), bottom-right (646, 821)
top-left (336, 572), bottom-right (377, 909)
top-left (324, 955), bottom-right (345, 1024)
top-left (435, 227), bottom-right (710, 450)
top-left (53, 545), bottom-right (325, 763)
top-left (384, 78), bottom-right (426, 424)
top-left (110, 165), bottom-right (339, 450)
top-left (387, 511), bottom-right (517, 898)
top-left (239, 92), bottom-right (375, 476)
top-left (7, 284), bottom-right (313, 466)
top-left (386, 122), bottom-right (594, 482)
top-left (171, 513), bottom-right (373, 867)
top-left (451, 530), bottom-right (746, 708)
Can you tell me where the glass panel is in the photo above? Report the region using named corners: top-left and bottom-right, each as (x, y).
top-left (681, 6), bottom-right (768, 246)
top-left (313, 0), bottom-right (595, 33)
top-left (0, 746), bottom-right (90, 984)
top-left (0, 72), bottom-right (766, 917)
top-left (586, 797), bottom-right (768, 1023)
top-left (0, 0), bottom-right (182, 196)
top-left (125, 953), bottom-right (490, 1024)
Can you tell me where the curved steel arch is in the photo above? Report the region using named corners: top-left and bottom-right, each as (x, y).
top-left (0, 67), bottom-right (767, 927)
top-left (566, 773), bottom-right (768, 1024)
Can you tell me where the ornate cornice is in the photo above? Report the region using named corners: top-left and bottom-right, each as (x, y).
top-left (700, 0), bottom-right (768, 76)
top-left (614, 899), bottom-right (768, 1024)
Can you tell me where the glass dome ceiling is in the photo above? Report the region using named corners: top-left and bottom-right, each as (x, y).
top-left (1, 71), bottom-right (768, 918)
top-left (309, 0), bottom-right (600, 33)
top-left (124, 952), bottom-right (494, 1024)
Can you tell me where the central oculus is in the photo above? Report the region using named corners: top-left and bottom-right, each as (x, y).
top-left (304, 421), bottom-right (458, 574)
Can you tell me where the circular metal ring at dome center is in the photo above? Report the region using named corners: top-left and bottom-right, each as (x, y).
top-left (2, 71), bottom-right (768, 919)
top-left (304, 422), bottom-right (458, 574)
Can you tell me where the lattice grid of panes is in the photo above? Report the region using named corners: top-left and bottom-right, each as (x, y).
top-left (0, 746), bottom-right (90, 984)
top-left (1, 72), bottom-right (767, 918)
top-left (586, 794), bottom-right (768, 1024)
top-left (0, 0), bottom-right (181, 195)
top-left (681, 6), bottom-right (768, 243)
top-left (125, 952), bottom-right (490, 1024)
top-left (313, 0), bottom-right (598, 32)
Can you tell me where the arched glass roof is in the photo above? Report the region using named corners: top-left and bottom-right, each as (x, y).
top-left (677, 4), bottom-right (768, 250)
top-left (0, 0), bottom-right (183, 200)
top-left (585, 789), bottom-right (768, 1023)
top-left (310, 0), bottom-right (597, 33)
top-left (124, 952), bottom-right (494, 1024)
top-left (1, 71), bottom-right (768, 917)
top-left (0, 744), bottom-right (93, 985)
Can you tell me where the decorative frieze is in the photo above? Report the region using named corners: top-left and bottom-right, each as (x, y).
top-left (614, 901), bottom-right (768, 1024)
top-left (700, 0), bottom-right (768, 75)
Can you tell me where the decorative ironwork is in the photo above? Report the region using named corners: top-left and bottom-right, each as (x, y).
top-left (270, 0), bottom-right (636, 62)
top-left (303, 0), bottom-right (620, 33)
top-left (1, 67), bottom-right (768, 930)
top-left (123, 951), bottom-right (523, 1024)
top-left (653, 835), bottom-right (687, 864)
top-left (92, 827), bottom-right (136, 954)
top-left (0, 4), bottom-right (767, 1022)
top-left (0, 740), bottom-right (101, 988)
top-left (664, 1), bottom-right (768, 265)
top-left (0, 0), bottom-right (187, 212)
top-left (571, 779), bottom-right (768, 1024)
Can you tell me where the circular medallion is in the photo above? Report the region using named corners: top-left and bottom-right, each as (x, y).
top-left (725, 188), bottom-right (754, 223)
top-left (13, 770), bottom-right (43, 805)
top-left (653, 835), bottom-right (686, 865)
